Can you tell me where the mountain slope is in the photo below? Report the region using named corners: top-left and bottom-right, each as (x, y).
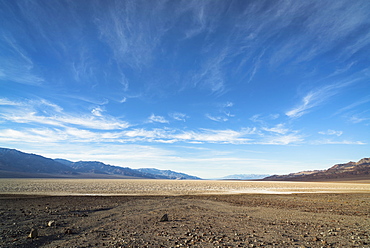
top-left (0, 148), bottom-right (76, 177)
top-left (0, 147), bottom-right (201, 179)
top-left (55, 160), bottom-right (166, 179)
top-left (136, 168), bottom-right (201, 180)
top-left (264, 158), bottom-right (370, 181)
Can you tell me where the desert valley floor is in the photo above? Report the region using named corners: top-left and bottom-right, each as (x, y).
top-left (0, 179), bottom-right (369, 247)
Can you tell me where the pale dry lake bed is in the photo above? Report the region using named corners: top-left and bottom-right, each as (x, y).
top-left (1, 178), bottom-right (370, 195)
top-left (1, 179), bottom-right (369, 247)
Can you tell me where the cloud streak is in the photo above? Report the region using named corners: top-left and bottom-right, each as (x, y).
top-left (319, 129), bottom-right (343, 136)
top-left (148, 114), bottom-right (169, 124)
top-left (0, 99), bottom-right (130, 130)
top-left (286, 79), bottom-right (356, 118)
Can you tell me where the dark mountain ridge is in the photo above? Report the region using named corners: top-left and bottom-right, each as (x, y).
top-left (0, 148), bottom-right (76, 176)
top-left (264, 158), bottom-right (370, 181)
top-left (0, 148), bottom-right (200, 179)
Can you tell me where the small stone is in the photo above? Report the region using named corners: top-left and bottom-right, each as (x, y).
top-left (65, 229), bottom-right (73, 234)
top-left (160, 214), bottom-right (169, 222)
top-left (48, 220), bottom-right (56, 227)
top-left (28, 228), bottom-right (38, 239)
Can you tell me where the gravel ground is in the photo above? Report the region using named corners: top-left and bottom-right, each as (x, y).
top-left (0, 193), bottom-right (369, 247)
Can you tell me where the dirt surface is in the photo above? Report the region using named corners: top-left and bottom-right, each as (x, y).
top-left (0, 193), bottom-right (369, 247)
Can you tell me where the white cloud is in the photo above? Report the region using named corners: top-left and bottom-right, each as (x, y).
top-left (0, 99), bottom-right (130, 130)
top-left (148, 114), bottom-right (169, 124)
top-left (192, 49), bottom-right (228, 94)
top-left (262, 133), bottom-right (304, 145)
top-left (170, 112), bottom-right (188, 122)
top-left (2, 111), bottom-right (130, 130)
top-left (318, 129), bottom-right (343, 136)
top-left (0, 98), bottom-right (23, 106)
top-left (223, 101), bottom-right (233, 108)
top-left (91, 106), bottom-right (104, 117)
top-left (263, 124), bottom-right (289, 135)
top-left (349, 115), bottom-right (369, 124)
top-left (335, 96), bottom-right (370, 115)
top-left (286, 92), bottom-right (315, 118)
top-left (0, 129), bottom-right (56, 143)
top-left (250, 113), bottom-right (279, 123)
top-left (312, 139), bottom-right (366, 145)
top-left (120, 127), bottom-right (256, 145)
top-left (206, 114), bottom-right (228, 122)
top-left (0, 35), bottom-right (44, 86)
top-left (286, 80), bottom-right (356, 118)
top-left (175, 128), bottom-right (256, 144)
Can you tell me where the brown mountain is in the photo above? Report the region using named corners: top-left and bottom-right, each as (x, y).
top-left (264, 158), bottom-right (370, 181)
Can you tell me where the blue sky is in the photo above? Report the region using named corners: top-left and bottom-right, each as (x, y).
top-left (1, 0), bottom-right (369, 178)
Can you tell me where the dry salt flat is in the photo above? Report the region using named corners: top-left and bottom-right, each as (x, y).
top-left (0, 178), bottom-right (369, 195)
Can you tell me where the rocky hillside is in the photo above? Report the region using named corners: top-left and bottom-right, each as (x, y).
top-left (264, 158), bottom-right (370, 181)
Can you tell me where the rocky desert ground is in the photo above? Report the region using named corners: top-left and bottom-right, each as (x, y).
top-left (0, 179), bottom-right (369, 247)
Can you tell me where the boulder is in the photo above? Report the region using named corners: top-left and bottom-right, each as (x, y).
top-left (160, 214), bottom-right (169, 222)
top-left (28, 228), bottom-right (38, 238)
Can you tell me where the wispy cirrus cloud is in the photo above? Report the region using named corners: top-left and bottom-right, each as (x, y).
top-left (206, 114), bottom-right (228, 122)
top-left (0, 35), bottom-right (43, 85)
top-left (335, 96), bottom-right (370, 115)
top-left (0, 98), bottom-right (130, 130)
top-left (262, 124), bottom-right (289, 135)
top-left (311, 139), bottom-right (366, 145)
top-left (173, 128), bottom-right (254, 144)
top-left (206, 101), bottom-right (235, 122)
top-left (0, 98), bottom-right (23, 106)
top-left (192, 49), bottom-right (228, 94)
top-left (262, 133), bottom-right (304, 146)
top-left (286, 80), bottom-right (356, 118)
top-left (348, 114), bottom-right (370, 124)
top-left (319, 129), bottom-right (343, 136)
top-left (250, 114), bottom-right (280, 124)
top-left (170, 112), bottom-right (188, 122)
top-left (92, 0), bottom-right (176, 70)
top-left (148, 114), bottom-right (169, 124)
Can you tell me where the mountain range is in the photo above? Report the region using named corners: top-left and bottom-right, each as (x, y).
top-left (219, 174), bottom-right (271, 180)
top-left (0, 147), bottom-right (368, 181)
top-left (0, 148), bottom-right (201, 180)
top-left (264, 158), bottom-right (370, 181)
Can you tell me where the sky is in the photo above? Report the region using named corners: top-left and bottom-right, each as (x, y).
top-left (0, 0), bottom-right (369, 178)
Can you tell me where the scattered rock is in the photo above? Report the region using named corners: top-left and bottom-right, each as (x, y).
top-left (47, 220), bottom-right (56, 227)
top-left (28, 228), bottom-right (38, 239)
top-left (65, 228), bottom-right (73, 234)
top-left (160, 214), bottom-right (169, 222)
